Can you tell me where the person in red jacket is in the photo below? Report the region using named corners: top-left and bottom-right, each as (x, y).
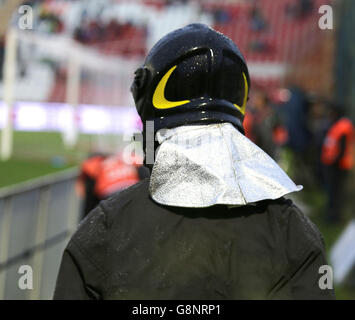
top-left (321, 104), bottom-right (355, 223)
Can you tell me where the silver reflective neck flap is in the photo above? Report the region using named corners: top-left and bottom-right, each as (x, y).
top-left (149, 123), bottom-right (302, 208)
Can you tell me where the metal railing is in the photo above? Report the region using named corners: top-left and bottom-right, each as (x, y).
top-left (0, 168), bottom-right (81, 300)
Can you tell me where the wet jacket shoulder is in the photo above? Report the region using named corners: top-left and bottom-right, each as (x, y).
top-left (53, 178), bottom-right (335, 300)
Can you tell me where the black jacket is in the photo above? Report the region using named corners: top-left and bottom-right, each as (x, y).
top-left (54, 178), bottom-right (335, 300)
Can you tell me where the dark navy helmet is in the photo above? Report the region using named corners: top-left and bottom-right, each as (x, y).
top-left (131, 23), bottom-right (250, 134)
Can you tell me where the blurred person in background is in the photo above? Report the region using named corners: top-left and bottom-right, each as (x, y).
top-left (212, 7), bottom-right (231, 24)
top-left (286, 0), bottom-right (314, 19)
top-left (249, 3), bottom-right (268, 32)
top-left (308, 97), bottom-right (332, 185)
top-left (280, 86), bottom-right (313, 186)
top-left (76, 152), bottom-right (106, 218)
top-left (281, 86), bottom-right (311, 155)
top-left (76, 151), bottom-right (149, 219)
top-left (243, 89), bottom-right (285, 160)
top-left (54, 24), bottom-right (334, 300)
top-left (0, 36), bottom-right (5, 81)
top-left (38, 6), bottom-right (64, 34)
top-left (321, 103), bottom-right (355, 224)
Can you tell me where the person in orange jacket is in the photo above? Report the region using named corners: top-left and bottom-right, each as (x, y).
top-left (76, 153), bottom-right (107, 218)
top-left (321, 103), bottom-right (355, 223)
top-left (77, 152), bottom-right (149, 219)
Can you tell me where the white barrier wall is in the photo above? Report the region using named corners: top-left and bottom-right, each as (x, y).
top-left (0, 169), bottom-right (81, 300)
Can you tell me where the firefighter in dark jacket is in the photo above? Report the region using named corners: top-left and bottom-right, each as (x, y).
top-left (54, 24), bottom-right (335, 300)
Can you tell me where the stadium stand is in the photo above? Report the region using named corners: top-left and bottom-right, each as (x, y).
top-left (0, 0), bottom-right (330, 105)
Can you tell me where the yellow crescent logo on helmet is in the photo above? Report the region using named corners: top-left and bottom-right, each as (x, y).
top-left (152, 65), bottom-right (190, 109)
top-left (153, 66), bottom-right (248, 114)
top-left (233, 72), bottom-right (248, 115)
